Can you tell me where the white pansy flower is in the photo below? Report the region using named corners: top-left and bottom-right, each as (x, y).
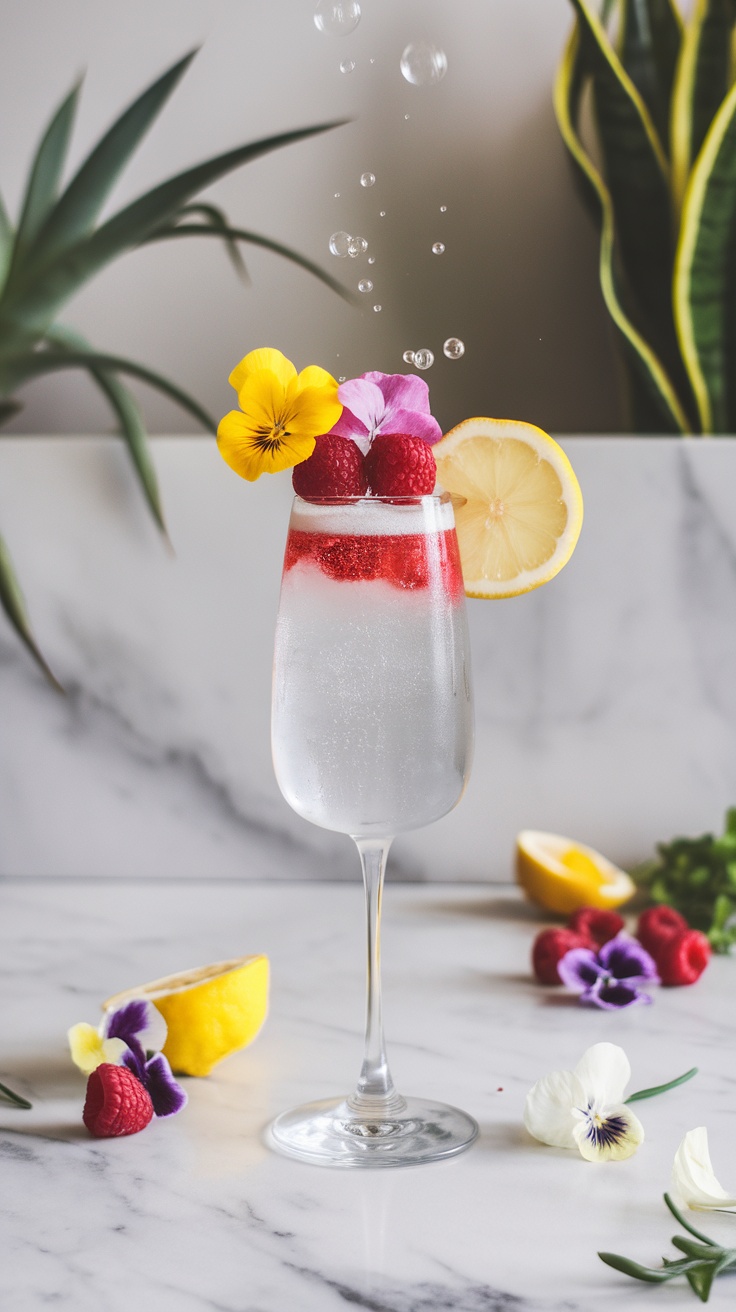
top-left (671, 1128), bottom-right (736, 1212)
top-left (524, 1042), bottom-right (644, 1162)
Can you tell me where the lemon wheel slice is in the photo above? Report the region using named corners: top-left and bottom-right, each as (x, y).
top-left (104, 956), bottom-right (269, 1077)
top-left (516, 831), bottom-right (635, 915)
top-left (433, 418), bottom-right (583, 598)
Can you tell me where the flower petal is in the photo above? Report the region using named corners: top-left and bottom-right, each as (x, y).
top-left (103, 998), bottom-right (167, 1055)
top-left (377, 407), bottom-right (443, 444)
top-left (285, 386), bottom-right (343, 440)
top-left (362, 371), bottom-right (433, 415)
top-left (143, 1053), bottom-right (188, 1118)
top-left (217, 412), bottom-right (315, 481)
top-left (523, 1068), bottom-right (582, 1149)
top-left (599, 934), bottom-right (659, 984)
top-left (586, 982), bottom-right (652, 1009)
top-left (336, 379), bottom-right (387, 434)
top-left (672, 1128), bottom-right (736, 1211)
top-left (68, 1023), bottom-right (128, 1075)
top-left (572, 1102), bottom-right (644, 1162)
top-left (573, 1043), bottom-right (631, 1105)
top-left (557, 948), bottom-right (606, 993)
top-left (327, 405), bottom-right (371, 450)
top-left (296, 365), bottom-right (339, 395)
top-left (229, 348), bottom-right (296, 395)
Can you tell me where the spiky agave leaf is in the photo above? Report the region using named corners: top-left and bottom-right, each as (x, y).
top-left (0, 533), bottom-right (62, 690)
top-left (11, 80), bottom-right (81, 260)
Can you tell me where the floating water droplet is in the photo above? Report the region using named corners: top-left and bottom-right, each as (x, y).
top-left (404, 114), bottom-right (410, 120)
top-left (334, 192), bottom-right (341, 199)
top-left (358, 279), bottom-right (373, 293)
top-left (338, 375), bottom-right (346, 382)
top-left (360, 171), bottom-right (376, 187)
top-left (314, 0), bottom-right (361, 36)
top-left (440, 205), bottom-right (447, 213)
top-left (329, 230), bottom-right (351, 257)
top-left (347, 234), bottom-right (368, 257)
top-left (400, 41), bottom-right (447, 86)
top-left (339, 58), bottom-right (355, 73)
top-left (413, 348), bottom-right (434, 370)
top-left (432, 242), bottom-right (445, 254)
top-left (443, 337), bottom-right (465, 360)
top-left (373, 304), bottom-right (382, 312)
top-left (379, 210), bottom-right (386, 217)
top-left (403, 350), bottom-right (415, 365)
top-left (367, 255), bottom-right (376, 265)
top-left (369, 57), bottom-right (375, 65)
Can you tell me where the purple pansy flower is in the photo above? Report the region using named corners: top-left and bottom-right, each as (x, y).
top-left (103, 999), bottom-right (187, 1118)
top-left (558, 933), bottom-right (660, 1010)
top-left (328, 371), bottom-right (442, 453)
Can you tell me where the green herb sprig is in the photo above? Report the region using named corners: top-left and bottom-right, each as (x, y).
top-left (0, 1079), bottom-right (31, 1109)
top-left (600, 1194), bottom-right (736, 1303)
top-left (634, 808), bottom-right (736, 954)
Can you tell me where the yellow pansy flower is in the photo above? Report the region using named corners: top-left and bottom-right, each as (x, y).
top-left (68, 1022), bottom-right (128, 1075)
top-left (217, 347), bottom-right (342, 481)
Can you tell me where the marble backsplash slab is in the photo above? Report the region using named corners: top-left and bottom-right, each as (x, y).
top-left (1, 436), bottom-right (734, 880)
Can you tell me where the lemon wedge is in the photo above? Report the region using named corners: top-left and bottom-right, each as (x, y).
top-left (516, 831), bottom-right (635, 915)
top-left (103, 956), bottom-right (269, 1077)
top-left (433, 418), bottom-right (583, 597)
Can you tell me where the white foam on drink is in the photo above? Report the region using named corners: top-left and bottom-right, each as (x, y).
top-left (291, 496), bottom-right (454, 537)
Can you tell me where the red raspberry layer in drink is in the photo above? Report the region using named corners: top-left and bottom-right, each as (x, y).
top-left (284, 529), bottom-right (464, 596)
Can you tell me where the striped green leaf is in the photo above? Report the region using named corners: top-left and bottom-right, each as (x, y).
top-left (619, 0), bottom-right (683, 147)
top-left (13, 81), bottom-right (81, 256)
top-left (555, 19), bottom-right (689, 432)
top-left (674, 77), bottom-right (736, 431)
top-left (571, 0), bottom-right (676, 366)
top-left (0, 120), bottom-right (347, 338)
top-left (0, 533), bottom-right (62, 690)
top-left (672, 0), bottom-right (736, 208)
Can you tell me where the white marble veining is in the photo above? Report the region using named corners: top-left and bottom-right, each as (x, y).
top-left (2, 880), bottom-right (735, 1310)
top-left (1, 437), bottom-right (736, 879)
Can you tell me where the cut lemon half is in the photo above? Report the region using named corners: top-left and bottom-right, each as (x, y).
top-left (433, 418), bottom-right (583, 598)
top-left (516, 831), bottom-right (635, 915)
top-left (103, 956), bottom-right (269, 1077)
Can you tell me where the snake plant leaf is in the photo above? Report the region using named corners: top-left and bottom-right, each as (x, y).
top-left (619, 0), bottom-right (683, 148)
top-left (0, 120), bottom-right (348, 339)
top-left (172, 203), bottom-right (250, 283)
top-left (17, 50), bottom-right (197, 279)
top-left (1, 348), bottom-right (217, 432)
top-left (45, 325), bottom-right (166, 535)
top-left (0, 532), bottom-right (62, 691)
top-left (142, 221), bottom-right (358, 304)
top-left (555, 21), bottom-right (690, 432)
top-left (671, 0), bottom-right (736, 209)
top-left (674, 78), bottom-right (736, 431)
top-left (13, 80), bottom-right (81, 258)
top-left (570, 0), bottom-right (676, 364)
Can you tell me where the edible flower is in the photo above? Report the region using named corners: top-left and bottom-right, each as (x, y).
top-left (217, 347), bottom-right (342, 481)
top-left (524, 1042), bottom-right (644, 1161)
top-left (671, 1128), bottom-right (736, 1213)
top-left (329, 371), bottom-right (442, 453)
top-left (69, 999), bottom-right (186, 1119)
top-left (558, 932), bottom-right (659, 1008)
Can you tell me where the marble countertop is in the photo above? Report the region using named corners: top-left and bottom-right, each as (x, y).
top-left (2, 878), bottom-right (735, 1311)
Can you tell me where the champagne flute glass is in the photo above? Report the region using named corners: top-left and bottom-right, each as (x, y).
top-left (268, 492), bottom-right (475, 1166)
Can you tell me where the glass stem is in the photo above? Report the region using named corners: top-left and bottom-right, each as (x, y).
top-left (348, 837), bottom-right (406, 1119)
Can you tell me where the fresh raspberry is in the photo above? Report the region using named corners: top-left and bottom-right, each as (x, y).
top-left (365, 433), bottom-right (436, 497)
top-left (567, 907), bottom-right (625, 948)
top-left (655, 929), bottom-right (711, 986)
top-left (532, 927), bottom-right (592, 985)
top-left (636, 906), bottom-right (689, 957)
top-left (83, 1063), bottom-right (154, 1138)
top-left (292, 435), bottom-right (367, 500)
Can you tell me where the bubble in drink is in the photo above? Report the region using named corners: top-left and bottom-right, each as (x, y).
top-left (432, 242), bottom-right (445, 254)
top-left (329, 231), bottom-right (351, 257)
top-left (340, 59), bottom-right (355, 73)
top-left (360, 172), bottom-right (376, 187)
top-left (400, 42), bottom-right (448, 86)
top-left (373, 305), bottom-right (382, 312)
top-left (403, 350), bottom-right (415, 364)
top-left (443, 338), bottom-right (465, 360)
top-left (347, 235), bottom-right (368, 257)
top-left (413, 349), bottom-right (434, 370)
top-left (358, 279), bottom-right (373, 293)
top-left (314, 1), bottom-right (361, 36)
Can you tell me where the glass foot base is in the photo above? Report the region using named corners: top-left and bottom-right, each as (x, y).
top-left (266, 1094), bottom-right (478, 1167)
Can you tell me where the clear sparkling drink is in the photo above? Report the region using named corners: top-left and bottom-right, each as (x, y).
top-left (272, 494), bottom-right (473, 838)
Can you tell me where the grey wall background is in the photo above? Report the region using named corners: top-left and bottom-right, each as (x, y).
top-left (1, 0), bottom-right (623, 437)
